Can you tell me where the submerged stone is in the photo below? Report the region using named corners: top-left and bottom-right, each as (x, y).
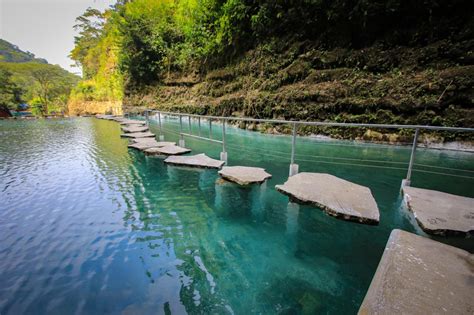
top-left (122, 125), bottom-right (149, 133)
top-left (165, 153), bottom-right (224, 169)
top-left (120, 132), bottom-right (155, 138)
top-left (275, 172), bottom-right (379, 224)
top-left (145, 145), bottom-right (191, 156)
top-left (218, 166), bottom-right (272, 185)
top-left (359, 229), bottom-right (474, 314)
top-left (403, 186), bottom-right (474, 236)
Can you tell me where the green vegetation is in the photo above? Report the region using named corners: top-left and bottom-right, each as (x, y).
top-left (71, 0), bottom-right (473, 141)
top-left (0, 39), bottom-right (79, 116)
top-left (0, 39), bottom-right (48, 64)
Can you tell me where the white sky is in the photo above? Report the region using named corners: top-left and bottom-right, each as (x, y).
top-left (0, 0), bottom-right (116, 75)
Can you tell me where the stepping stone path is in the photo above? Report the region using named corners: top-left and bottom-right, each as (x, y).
top-left (145, 145), bottom-right (191, 156)
top-left (359, 229), bottom-right (474, 314)
top-left (121, 132), bottom-right (156, 139)
top-left (122, 125), bottom-right (149, 133)
top-left (218, 166), bottom-right (272, 185)
top-left (402, 186), bottom-right (474, 236)
top-left (165, 153), bottom-right (224, 169)
top-left (276, 172), bottom-right (379, 225)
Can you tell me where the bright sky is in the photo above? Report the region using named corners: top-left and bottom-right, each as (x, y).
top-left (0, 0), bottom-right (116, 75)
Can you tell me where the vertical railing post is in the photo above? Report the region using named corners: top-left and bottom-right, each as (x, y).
top-left (289, 123), bottom-right (299, 177)
top-left (198, 117), bottom-right (201, 137)
top-left (188, 115), bottom-right (192, 134)
top-left (209, 119), bottom-right (212, 139)
top-left (158, 112), bottom-right (164, 141)
top-left (145, 110), bottom-right (149, 126)
top-left (220, 119), bottom-right (228, 164)
top-left (402, 128), bottom-right (420, 188)
top-left (179, 114), bottom-right (185, 147)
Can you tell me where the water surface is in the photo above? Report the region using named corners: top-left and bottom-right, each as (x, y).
top-left (1, 117), bottom-right (473, 314)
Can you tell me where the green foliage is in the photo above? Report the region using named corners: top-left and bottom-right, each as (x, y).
top-left (0, 62), bottom-right (79, 115)
top-left (0, 67), bottom-right (23, 110)
top-left (71, 0), bottom-right (473, 99)
top-left (0, 39), bottom-right (48, 64)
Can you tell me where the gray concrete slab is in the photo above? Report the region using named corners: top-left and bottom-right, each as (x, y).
top-left (128, 138), bottom-right (176, 151)
top-left (403, 186), bottom-right (474, 236)
top-left (145, 145), bottom-right (191, 156)
top-left (165, 153), bottom-right (224, 169)
top-left (275, 172), bottom-right (379, 224)
top-left (119, 119), bottom-right (146, 125)
top-left (218, 166), bottom-right (272, 185)
top-left (122, 125), bottom-right (149, 133)
top-left (120, 132), bottom-right (155, 139)
top-left (358, 229), bottom-right (474, 315)
top-left (96, 114), bottom-right (118, 120)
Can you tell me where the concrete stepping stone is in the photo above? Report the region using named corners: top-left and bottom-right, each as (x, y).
top-left (120, 132), bottom-right (155, 139)
top-left (402, 186), bottom-right (474, 236)
top-left (165, 153), bottom-right (224, 169)
top-left (218, 166), bottom-right (272, 185)
top-left (359, 229), bottom-right (474, 314)
top-left (96, 114), bottom-right (118, 120)
top-left (119, 119), bottom-right (146, 125)
top-left (122, 125), bottom-right (149, 133)
top-left (128, 140), bottom-right (177, 151)
top-left (145, 145), bottom-right (191, 156)
top-left (275, 172), bottom-right (379, 225)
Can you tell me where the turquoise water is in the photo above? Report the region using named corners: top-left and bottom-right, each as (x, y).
top-left (0, 117), bottom-right (473, 315)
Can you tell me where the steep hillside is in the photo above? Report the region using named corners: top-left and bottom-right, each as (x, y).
top-left (126, 38), bottom-right (474, 142)
top-left (0, 39), bottom-right (79, 115)
top-left (70, 0), bottom-right (474, 142)
top-left (0, 39), bottom-right (48, 64)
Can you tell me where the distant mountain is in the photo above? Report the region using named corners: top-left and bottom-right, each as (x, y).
top-left (0, 39), bottom-right (48, 64)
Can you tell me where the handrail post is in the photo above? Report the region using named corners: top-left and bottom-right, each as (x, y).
top-left (188, 115), bottom-right (192, 134)
top-left (179, 115), bottom-right (185, 147)
top-left (145, 110), bottom-right (149, 126)
top-left (209, 119), bottom-right (212, 139)
top-left (289, 123), bottom-right (299, 177)
top-left (198, 117), bottom-right (201, 136)
top-left (402, 128), bottom-right (420, 188)
top-left (158, 111), bottom-right (164, 141)
top-left (220, 119), bottom-right (228, 164)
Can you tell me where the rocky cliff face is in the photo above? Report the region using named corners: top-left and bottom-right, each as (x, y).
top-left (68, 100), bottom-right (122, 116)
top-left (124, 38), bottom-right (474, 142)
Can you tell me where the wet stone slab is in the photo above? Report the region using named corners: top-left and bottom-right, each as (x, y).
top-left (218, 166), bottom-right (272, 185)
top-left (275, 172), bottom-right (379, 224)
top-left (96, 114), bottom-right (119, 120)
top-left (165, 153), bottom-right (225, 169)
top-left (358, 229), bottom-right (474, 314)
top-left (120, 132), bottom-right (155, 139)
top-left (122, 125), bottom-right (149, 133)
top-left (128, 139), bottom-right (174, 151)
top-left (403, 186), bottom-right (474, 236)
top-left (145, 145), bottom-right (191, 156)
top-left (119, 119), bottom-right (146, 125)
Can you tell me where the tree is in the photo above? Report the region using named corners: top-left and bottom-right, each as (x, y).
top-left (70, 7), bottom-right (105, 78)
top-left (0, 68), bottom-right (22, 111)
top-left (31, 67), bottom-right (60, 115)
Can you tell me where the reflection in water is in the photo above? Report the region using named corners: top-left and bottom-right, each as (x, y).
top-left (1, 118), bottom-right (473, 315)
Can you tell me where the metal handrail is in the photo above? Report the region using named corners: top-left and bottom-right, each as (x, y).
top-left (141, 110), bottom-right (473, 185)
top-left (150, 110), bottom-right (474, 133)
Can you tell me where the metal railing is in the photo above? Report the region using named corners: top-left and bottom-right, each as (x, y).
top-left (137, 109), bottom-right (474, 186)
